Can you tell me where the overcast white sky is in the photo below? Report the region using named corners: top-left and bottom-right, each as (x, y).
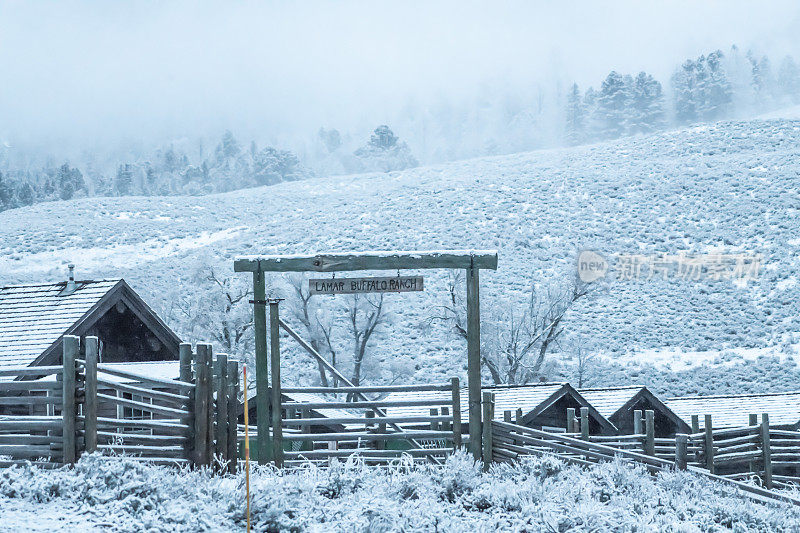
top-left (1, 1), bottom-right (798, 151)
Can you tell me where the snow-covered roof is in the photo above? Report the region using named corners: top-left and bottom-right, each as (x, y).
top-left (383, 383), bottom-right (586, 422)
top-left (578, 386), bottom-right (646, 419)
top-left (33, 360), bottom-right (182, 384)
top-left (0, 278), bottom-right (181, 375)
top-left (665, 391), bottom-right (800, 429)
top-left (0, 280), bottom-right (121, 369)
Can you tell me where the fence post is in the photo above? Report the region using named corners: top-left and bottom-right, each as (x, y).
top-left (269, 300), bottom-right (283, 468)
top-left (84, 336), bottom-right (99, 455)
top-left (645, 410), bottom-right (655, 456)
top-left (194, 344), bottom-right (210, 466)
top-left (580, 407), bottom-right (589, 439)
top-left (182, 345), bottom-right (196, 464)
top-left (515, 408), bottom-right (523, 425)
top-left (206, 346), bottom-right (216, 463)
top-left (481, 392), bottom-right (493, 471)
top-left (691, 414), bottom-right (699, 434)
top-left (567, 408), bottom-right (576, 433)
top-left (62, 335), bottom-right (78, 465)
top-left (215, 353), bottom-right (229, 468)
top-left (179, 343), bottom-right (193, 383)
top-left (451, 377), bottom-right (461, 450)
top-left (633, 409), bottom-right (643, 434)
top-left (704, 414), bottom-right (714, 474)
top-left (503, 410), bottom-right (512, 423)
top-left (675, 434), bottom-right (688, 470)
top-left (748, 413), bottom-right (758, 475)
top-left (226, 359), bottom-right (239, 474)
top-left (761, 413), bottom-right (772, 489)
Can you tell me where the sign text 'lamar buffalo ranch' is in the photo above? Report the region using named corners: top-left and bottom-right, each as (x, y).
top-left (309, 276), bottom-right (424, 295)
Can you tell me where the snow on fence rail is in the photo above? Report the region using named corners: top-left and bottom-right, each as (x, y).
top-left (274, 381), bottom-right (463, 467)
top-left (0, 363), bottom-right (65, 469)
top-left (0, 336), bottom-right (241, 471)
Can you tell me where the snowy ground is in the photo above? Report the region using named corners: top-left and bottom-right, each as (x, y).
top-left (0, 453), bottom-right (799, 532)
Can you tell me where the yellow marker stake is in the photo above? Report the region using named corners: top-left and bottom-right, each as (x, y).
top-left (243, 364), bottom-right (251, 533)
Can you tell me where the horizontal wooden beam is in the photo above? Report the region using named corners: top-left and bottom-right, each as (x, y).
top-left (234, 250), bottom-right (499, 273)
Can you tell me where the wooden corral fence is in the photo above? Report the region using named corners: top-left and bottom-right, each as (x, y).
top-left (0, 360), bottom-right (67, 469)
top-left (483, 393), bottom-right (800, 506)
top-left (271, 380), bottom-right (463, 467)
top-left (0, 336), bottom-right (239, 471)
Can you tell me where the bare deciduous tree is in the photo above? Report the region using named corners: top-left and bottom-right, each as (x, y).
top-left (169, 263), bottom-right (254, 358)
top-left (429, 271), bottom-right (591, 384)
top-left (285, 275), bottom-right (339, 386)
top-left (348, 294), bottom-right (387, 391)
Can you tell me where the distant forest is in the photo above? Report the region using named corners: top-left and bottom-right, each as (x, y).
top-left (0, 45), bottom-right (798, 213)
top-left (565, 46), bottom-right (800, 145)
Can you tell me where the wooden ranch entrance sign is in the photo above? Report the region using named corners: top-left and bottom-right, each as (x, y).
top-left (309, 276), bottom-right (423, 295)
top-left (234, 250), bottom-right (499, 464)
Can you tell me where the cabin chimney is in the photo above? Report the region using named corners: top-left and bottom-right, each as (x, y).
top-left (65, 264), bottom-right (76, 293)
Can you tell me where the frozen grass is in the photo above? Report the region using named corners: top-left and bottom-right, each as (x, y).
top-left (1, 452), bottom-right (799, 531)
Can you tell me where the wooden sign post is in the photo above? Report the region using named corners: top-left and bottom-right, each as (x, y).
top-left (235, 250), bottom-right (499, 462)
top-left (309, 276), bottom-right (423, 295)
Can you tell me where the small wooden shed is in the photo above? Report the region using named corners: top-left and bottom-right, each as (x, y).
top-left (665, 391), bottom-right (800, 430)
top-left (0, 276), bottom-right (181, 371)
top-left (579, 385), bottom-right (690, 437)
top-left (382, 382), bottom-right (617, 436)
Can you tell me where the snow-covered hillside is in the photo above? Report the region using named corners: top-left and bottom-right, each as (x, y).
top-left (1, 119), bottom-right (799, 390)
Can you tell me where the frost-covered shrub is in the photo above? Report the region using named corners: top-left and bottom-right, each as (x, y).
top-left (1, 452), bottom-right (800, 531)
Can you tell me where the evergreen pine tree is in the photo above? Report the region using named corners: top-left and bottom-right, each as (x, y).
top-left (0, 171), bottom-right (14, 210)
top-left (778, 56), bottom-right (800, 103)
top-left (701, 51), bottom-right (732, 120)
top-left (114, 163), bottom-right (134, 196)
top-left (56, 162), bottom-right (85, 201)
top-left (565, 83), bottom-right (585, 145)
top-left (629, 72), bottom-right (665, 134)
top-left (597, 71), bottom-right (631, 138)
top-left (583, 87), bottom-right (600, 139)
top-left (17, 182), bottom-right (34, 206)
top-left (672, 60), bottom-right (698, 124)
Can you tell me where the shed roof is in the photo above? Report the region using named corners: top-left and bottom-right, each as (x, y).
top-left (382, 383), bottom-right (616, 432)
top-left (0, 280), bottom-right (119, 369)
top-left (578, 386), bottom-right (645, 419)
top-left (0, 279), bottom-right (180, 372)
top-left (665, 391), bottom-right (800, 429)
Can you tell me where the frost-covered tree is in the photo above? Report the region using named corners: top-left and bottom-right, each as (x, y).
top-left (672, 51), bottom-right (732, 124)
top-left (629, 72), bottom-right (665, 134)
top-left (699, 51), bottom-right (733, 121)
top-left (56, 162), bottom-right (85, 201)
top-left (167, 263), bottom-right (255, 359)
top-left (596, 71), bottom-right (631, 139)
top-left (0, 171), bottom-right (15, 210)
top-left (252, 146), bottom-right (307, 185)
top-left (354, 125), bottom-right (418, 172)
top-left (778, 55), bottom-right (800, 103)
top-left (318, 127), bottom-right (342, 153)
top-left (215, 130), bottom-right (241, 165)
top-left (114, 163), bottom-right (134, 196)
top-left (749, 51), bottom-right (775, 106)
top-left (583, 87), bottom-right (600, 139)
top-left (16, 182), bottom-right (34, 206)
top-left (564, 83), bottom-right (586, 145)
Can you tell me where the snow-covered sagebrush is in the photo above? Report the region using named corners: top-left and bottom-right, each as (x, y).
top-left (0, 452), bottom-right (798, 531)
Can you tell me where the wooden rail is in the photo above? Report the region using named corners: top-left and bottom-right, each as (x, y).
top-left (490, 420), bottom-right (800, 507)
top-left (273, 381), bottom-right (463, 466)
